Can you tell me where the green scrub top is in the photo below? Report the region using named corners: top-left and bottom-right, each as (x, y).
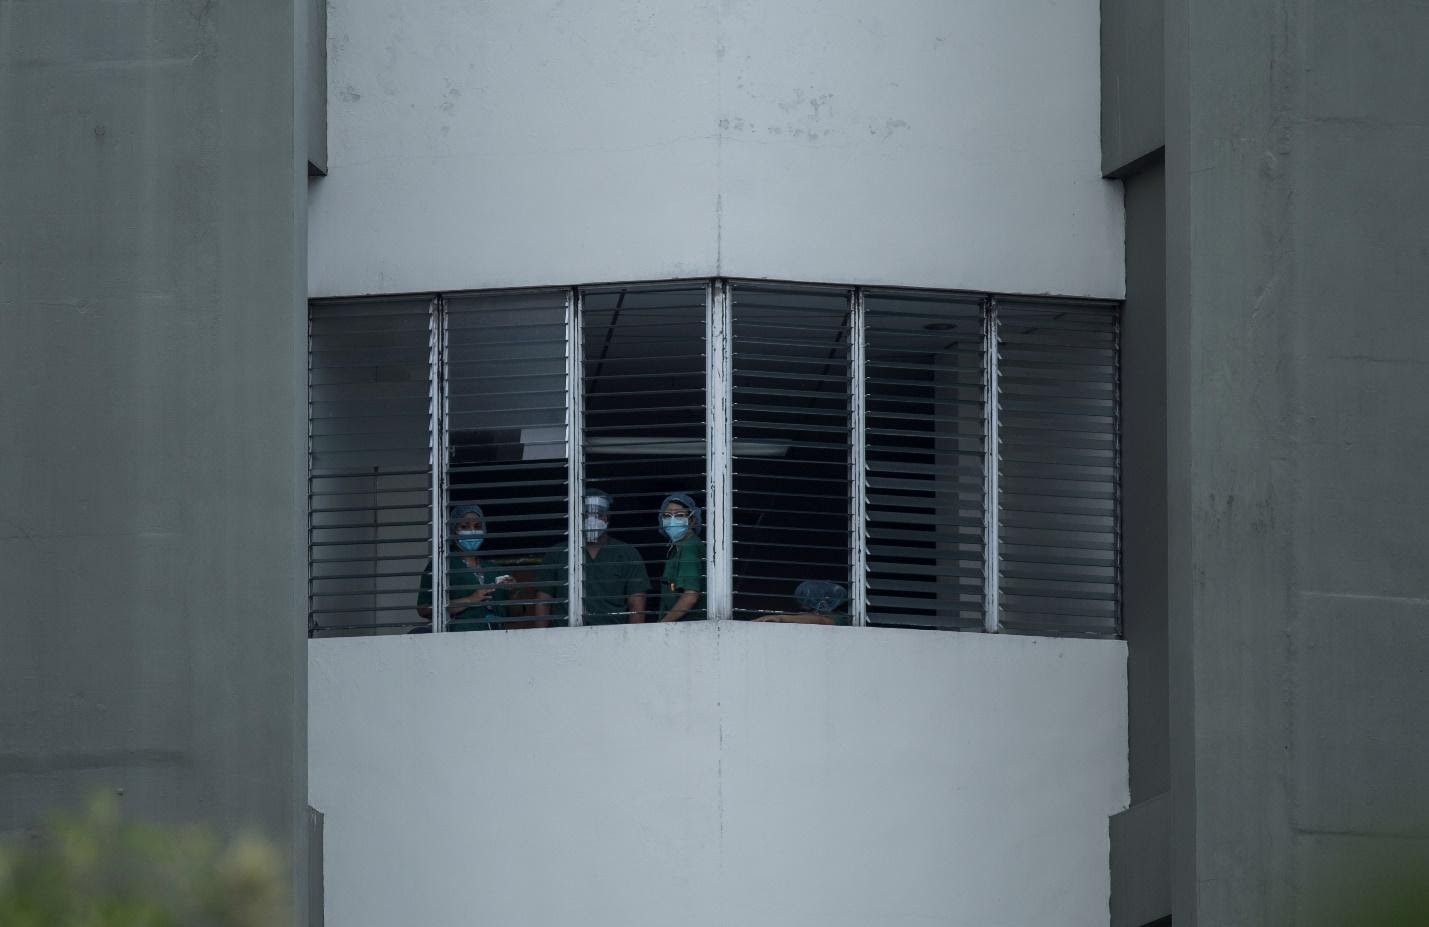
top-left (539, 537), bottom-right (650, 625)
top-left (660, 535), bottom-right (705, 621)
top-left (417, 554), bottom-right (508, 631)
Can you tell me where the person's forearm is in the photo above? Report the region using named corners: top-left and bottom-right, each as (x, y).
top-left (627, 593), bottom-right (647, 623)
top-left (418, 592), bottom-right (486, 621)
top-left (449, 589), bottom-right (491, 615)
top-left (661, 590), bottom-right (699, 622)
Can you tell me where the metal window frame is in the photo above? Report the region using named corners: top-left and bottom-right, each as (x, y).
top-left (849, 288), bottom-right (868, 627)
top-left (567, 287), bottom-right (584, 627)
top-left (983, 297), bottom-right (1001, 633)
top-left (429, 295), bottom-right (449, 633)
top-left (706, 280), bottom-right (733, 621)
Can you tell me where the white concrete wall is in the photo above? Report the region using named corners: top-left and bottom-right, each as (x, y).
top-left (310, 622), bottom-right (1128, 927)
top-left (310, 0), bottom-right (1122, 299)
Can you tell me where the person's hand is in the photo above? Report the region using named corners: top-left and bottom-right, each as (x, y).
top-left (465, 587), bottom-right (494, 604)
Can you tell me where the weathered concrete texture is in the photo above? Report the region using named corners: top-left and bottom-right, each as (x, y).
top-left (1110, 150), bottom-right (1171, 927)
top-left (1100, 0), bottom-right (1164, 176)
top-left (307, 807), bottom-right (325, 927)
top-left (309, 0), bottom-right (1122, 299)
top-left (306, 0), bottom-right (327, 174)
top-left (714, 0), bottom-right (1122, 295)
top-left (1292, 595), bottom-right (1429, 835)
top-left (1119, 156), bottom-right (1169, 804)
top-left (1109, 793), bottom-right (1170, 927)
top-left (0, 0), bottom-right (307, 919)
top-left (311, 623), bottom-right (1128, 927)
top-left (1164, 1), bottom-right (1429, 924)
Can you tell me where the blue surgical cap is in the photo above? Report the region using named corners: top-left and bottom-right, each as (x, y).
top-left (449, 503), bottom-right (485, 524)
top-left (658, 492), bottom-right (702, 534)
top-left (795, 580), bottom-right (847, 614)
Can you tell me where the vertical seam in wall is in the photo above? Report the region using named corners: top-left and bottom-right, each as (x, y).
top-left (714, 3), bottom-right (724, 275)
top-left (715, 621), bottom-right (726, 910)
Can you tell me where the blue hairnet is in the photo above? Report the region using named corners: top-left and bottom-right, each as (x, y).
top-left (449, 503), bottom-right (485, 525)
top-left (658, 492), bottom-right (702, 534)
top-left (795, 580), bottom-right (847, 614)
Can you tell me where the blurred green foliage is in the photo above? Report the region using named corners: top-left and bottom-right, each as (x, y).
top-left (1307, 857), bottom-right (1429, 927)
top-left (0, 793), bottom-right (288, 927)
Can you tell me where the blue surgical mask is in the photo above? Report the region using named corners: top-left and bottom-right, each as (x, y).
top-left (456, 529), bottom-right (484, 552)
top-left (661, 515), bottom-right (689, 542)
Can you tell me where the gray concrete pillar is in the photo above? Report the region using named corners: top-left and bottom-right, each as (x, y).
top-left (0, 0), bottom-right (307, 920)
top-left (1165, 2), bottom-right (1429, 923)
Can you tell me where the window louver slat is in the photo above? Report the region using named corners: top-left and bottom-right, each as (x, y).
top-left (996, 302), bottom-right (1120, 636)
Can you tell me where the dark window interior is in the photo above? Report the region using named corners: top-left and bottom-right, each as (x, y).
top-left (730, 285), bottom-right (852, 619)
top-left (580, 284), bottom-right (708, 615)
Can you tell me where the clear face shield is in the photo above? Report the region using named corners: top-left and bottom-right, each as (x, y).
top-left (582, 494), bottom-right (611, 543)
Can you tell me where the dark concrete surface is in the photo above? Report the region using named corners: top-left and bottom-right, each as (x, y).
top-left (1101, 0), bottom-right (1164, 176)
top-left (1161, 2), bottom-right (1429, 924)
top-left (0, 0), bottom-right (308, 921)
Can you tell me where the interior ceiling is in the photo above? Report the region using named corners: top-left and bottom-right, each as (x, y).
top-left (581, 286), bottom-right (981, 401)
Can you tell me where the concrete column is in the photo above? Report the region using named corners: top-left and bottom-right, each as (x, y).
top-left (1166, 2), bottom-right (1429, 924)
top-left (0, 0), bottom-right (307, 920)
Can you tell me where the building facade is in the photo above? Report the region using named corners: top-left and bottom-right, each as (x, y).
top-left (3, 2), bottom-right (1426, 926)
top-left (306, 2), bottom-right (1127, 925)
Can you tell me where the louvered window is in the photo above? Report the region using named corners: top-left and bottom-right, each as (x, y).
top-left (863, 292), bottom-right (987, 630)
top-left (308, 280), bottom-right (1118, 639)
top-left (994, 300), bottom-right (1120, 635)
top-left (579, 284), bottom-right (708, 623)
top-left (443, 291), bottom-right (571, 630)
top-left (307, 297), bottom-right (437, 635)
top-left (728, 285), bottom-right (854, 621)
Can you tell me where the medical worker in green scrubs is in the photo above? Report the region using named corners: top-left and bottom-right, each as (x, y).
top-left (657, 492), bottom-right (705, 622)
top-left (533, 488), bottom-right (649, 625)
top-left (415, 503), bottom-right (510, 631)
